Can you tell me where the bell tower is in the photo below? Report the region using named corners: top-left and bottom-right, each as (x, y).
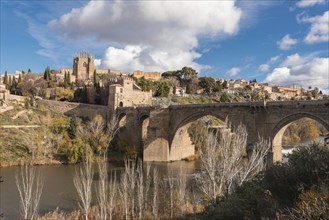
top-left (73, 50), bottom-right (94, 80)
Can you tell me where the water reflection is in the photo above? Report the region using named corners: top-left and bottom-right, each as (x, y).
top-left (0, 160), bottom-right (199, 219)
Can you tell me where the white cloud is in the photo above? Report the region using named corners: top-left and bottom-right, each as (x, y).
top-left (259, 64), bottom-right (270, 72)
top-left (298, 11), bottom-right (329, 44)
top-left (270, 55), bottom-right (281, 63)
top-left (49, 1), bottom-right (242, 73)
top-left (94, 59), bottom-right (101, 69)
top-left (280, 53), bottom-right (304, 67)
top-left (227, 67), bottom-right (241, 76)
top-left (277, 34), bottom-right (298, 50)
top-left (296, 0), bottom-right (326, 8)
top-left (264, 56), bottom-right (329, 92)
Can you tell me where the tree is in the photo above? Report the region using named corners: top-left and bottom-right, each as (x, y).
top-left (195, 123), bottom-right (271, 204)
top-left (63, 72), bottom-right (68, 88)
top-left (18, 74), bottom-right (22, 83)
top-left (28, 68), bottom-right (31, 73)
top-left (199, 77), bottom-right (216, 93)
top-left (136, 77), bottom-right (154, 92)
top-left (93, 70), bottom-right (97, 86)
top-left (16, 165), bottom-right (43, 220)
top-left (67, 72), bottom-right (71, 84)
top-left (4, 71), bottom-right (8, 87)
top-left (177, 66), bottom-right (198, 81)
top-left (11, 77), bottom-right (18, 94)
top-left (74, 157), bottom-right (94, 220)
top-left (96, 154), bottom-right (117, 220)
top-left (186, 78), bottom-right (200, 94)
top-left (222, 80), bottom-right (228, 89)
top-left (161, 71), bottom-right (177, 78)
top-left (155, 80), bottom-right (169, 97)
top-left (213, 81), bottom-right (222, 93)
top-left (43, 67), bottom-right (51, 81)
top-left (220, 92), bottom-right (229, 102)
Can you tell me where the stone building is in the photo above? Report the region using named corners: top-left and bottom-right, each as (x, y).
top-left (131, 70), bottom-right (161, 81)
top-left (273, 86), bottom-right (302, 99)
top-left (73, 51), bottom-right (94, 80)
top-left (108, 76), bottom-right (152, 109)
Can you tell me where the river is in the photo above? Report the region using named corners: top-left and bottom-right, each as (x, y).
top-left (0, 160), bottom-right (199, 219)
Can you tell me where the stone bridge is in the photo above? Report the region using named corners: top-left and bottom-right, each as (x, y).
top-left (117, 100), bottom-right (329, 162)
top-left (37, 99), bottom-right (329, 162)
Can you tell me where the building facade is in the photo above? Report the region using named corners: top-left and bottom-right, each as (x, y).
top-left (132, 70), bottom-right (161, 81)
top-left (108, 76), bottom-right (152, 109)
top-left (73, 51), bottom-right (94, 80)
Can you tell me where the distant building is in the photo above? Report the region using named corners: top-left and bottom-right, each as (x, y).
top-left (272, 86), bottom-right (302, 99)
top-left (60, 68), bottom-right (73, 75)
top-left (132, 70), bottom-right (161, 81)
top-left (108, 76), bottom-right (152, 109)
top-left (73, 51), bottom-right (94, 80)
top-left (95, 69), bottom-right (123, 76)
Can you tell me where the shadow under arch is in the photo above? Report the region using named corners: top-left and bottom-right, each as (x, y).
top-left (272, 112), bottom-right (329, 162)
top-left (169, 111), bottom-right (227, 161)
top-left (139, 114), bottom-right (150, 157)
top-left (117, 112), bottom-right (127, 128)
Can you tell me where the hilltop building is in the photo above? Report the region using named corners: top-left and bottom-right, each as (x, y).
top-left (108, 76), bottom-right (152, 109)
top-left (73, 51), bottom-right (95, 80)
top-left (131, 70), bottom-right (161, 81)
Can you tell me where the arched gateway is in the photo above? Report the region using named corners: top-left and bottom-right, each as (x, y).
top-left (116, 100), bottom-right (329, 162)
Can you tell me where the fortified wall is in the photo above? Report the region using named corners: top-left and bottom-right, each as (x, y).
top-left (37, 99), bottom-right (109, 120)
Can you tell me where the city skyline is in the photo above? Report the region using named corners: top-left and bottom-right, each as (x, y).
top-left (1, 0), bottom-right (328, 92)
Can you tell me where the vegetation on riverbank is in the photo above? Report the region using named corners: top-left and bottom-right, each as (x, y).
top-left (282, 118), bottom-right (326, 145)
top-left (0, 103), bottom-right (124, 167)
top-left (197, 143), bottom-right (329, 219)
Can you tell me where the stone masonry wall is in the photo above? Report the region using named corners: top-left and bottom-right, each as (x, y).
top-left (37, 99), bottom-right (108, 120)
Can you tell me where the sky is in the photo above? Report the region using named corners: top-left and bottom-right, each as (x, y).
top-left (1, 0), bottom-right (328, 92)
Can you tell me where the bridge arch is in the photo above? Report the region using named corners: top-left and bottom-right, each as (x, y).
top-left (169, 111), bottom-right (226, 161)
top-left (117, 112), bottom-right (127, 128)
top-left (272, 112), bottom-right (329, 162)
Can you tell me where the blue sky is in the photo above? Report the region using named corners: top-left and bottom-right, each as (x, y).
top-left (1, 0), bottom-right (328, 91)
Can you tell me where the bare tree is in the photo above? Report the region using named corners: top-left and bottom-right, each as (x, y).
top-left (107, 171), bottom-right (117, 220)
top-left (77, 114), bottom-right (119, 154)
top-left (144, 163), bottom-right (151, 211)
top-left (16, 165), bottom-right (43, 220)
top-left (125, 159), bottom-right (136, 219)
top-left (74, 157), bottom-right (94, 220)
top-left (167, 169), bottom-right (175, 219)
top-left (196, 123), bottom-right (271, 203)
top-left (136, 161), bottom-right (144, 219)
top-left (96, 155), bottom-right (108, 220)
top-left (177, 166), bottom-right (187, 217)
top-left (120, 167), bottom-right (129, 220)
top-left (152, 168), bottom-right (159, 220)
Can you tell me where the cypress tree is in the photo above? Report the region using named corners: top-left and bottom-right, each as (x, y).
top-left (93, 70), bottom-right (97, 86)
top-left (44, 67), bottom-right (50, 81)
top-left (18, 74), bottom-right (22, 83)
top-left (4, 71), bottom-right (8, 86)
top-left (64, 72), bottom-right (68, 88)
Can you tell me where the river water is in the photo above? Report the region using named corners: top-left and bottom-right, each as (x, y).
top-left (1, 137), bottom-right (325, 219)
top-left (0, 160), bottom-right (199, 219)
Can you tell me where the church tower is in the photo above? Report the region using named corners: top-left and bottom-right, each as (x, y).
top-left (73, 51), bottom-right (94, 80)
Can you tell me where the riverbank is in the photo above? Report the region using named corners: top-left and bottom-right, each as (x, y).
top-left (0, 157), bottom-right (63, 167)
